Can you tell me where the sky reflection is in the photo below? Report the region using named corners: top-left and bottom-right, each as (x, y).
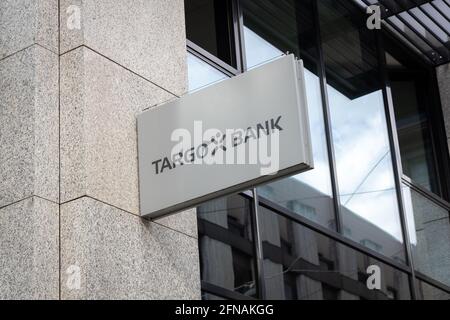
top-left (188, 26), bottom-right (404, 244)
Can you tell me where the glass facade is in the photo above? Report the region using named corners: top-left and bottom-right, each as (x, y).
top-left (185, 0), bottom-right (238, 68)
top-left (259, 207), bottom-right (411, 300)
top-left (317, 0), bottom-right (405, 261)
top-left (242, 0), bottom-right (335, 231)
top-left (386, 47), bottom-right (442, 195)
top-left (416, 279), bottom-right (450, 300)
top-left (186, 0), bottom-right (450, 300)
top-left (187, 53), bottom-right (228, 91)
top-left (198, 195), bottom-right (257, 298)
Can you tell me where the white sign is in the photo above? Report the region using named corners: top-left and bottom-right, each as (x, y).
top-left (137, 55), bottom-right (313, 218)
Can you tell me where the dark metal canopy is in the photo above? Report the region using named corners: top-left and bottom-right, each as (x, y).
top-left (355, 0), bottom-right (450, 66)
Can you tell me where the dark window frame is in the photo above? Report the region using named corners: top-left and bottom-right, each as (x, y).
top-left (185, 0), bottom-right (450, 299)
top-left (383, 30), bottom-right (450, 202)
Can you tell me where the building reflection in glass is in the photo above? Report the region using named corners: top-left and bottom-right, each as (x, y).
top-left (258, 207), bottom-right (411, 300)
top-left (317, 0), bottom-right (405, 260)
top-left (241, 0), bottom-right (406, 262)
top-left (242, 0), bottom-right (335, 231)
top-left (416, 279), bottom-right (450, 300)
top-left (198, 195), bottom-right (258, 298)
top-left (198, 196), bottom-right (412, 300)
top-left (190, 0), bottom-right (450, 300)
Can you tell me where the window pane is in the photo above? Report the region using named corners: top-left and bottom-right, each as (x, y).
top-left (187, 53), bottom-right (227, 92)
top-left (416, 279), bottom-right (450, 300)
top-left (403, 184), bottom-right (450, 287)
top-left (242, 0), bottom-right (335, 230)
top-left (241, 0), bottom-right (319, 73)
top-left (185, 0), bottom-right (236, 67)
top-left (197, 195), bottom-right (258, 298)
top-left (318, 0), bottom-right (405, 261)
top-left (243, 26), bottom-right (283, 70)
top-left (386, 50), bottom-right (440, 194)
top-left (258, 206), bottom-right (412, 300)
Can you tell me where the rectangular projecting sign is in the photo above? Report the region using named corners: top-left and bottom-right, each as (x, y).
top-left (137, 54), bottom-right (313, 218)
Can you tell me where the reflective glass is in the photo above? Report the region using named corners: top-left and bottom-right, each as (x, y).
top-left (243, 25), bottom-right (284, 70)
top-left (258, 206), bottom-right (412, 300)
top-left (242, 0), bottom-right (335, 230)
top-left (185, 0), bottom-right (237, 67)
top-left (197, 195), bottom-right (257, 297)
top-left (187, 53), bottom-right (228, 92)
top-left (318, 0), bottom-right (405, 261)
top-left (386, 50), bottom-right (440, 194)
top-left (403, 184), bottom-right (450, 286)
top-left (415, 279), bottom-right (450, 300)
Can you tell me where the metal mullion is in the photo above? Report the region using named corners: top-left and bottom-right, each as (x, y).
top-left (233, 0), bottom-right (262, 299)
top-left (414, 271), bottom-right (450, 294)
top-left (402, 175), bottom-right (450, 210)
top-left (250, 188), bottom-right (266, 300)
top-left (376, 32), bottom-right (418, 299)
top-left (312, 0), bottom-right (344, 234)
top-left (231, 0), bottom-right (244, 73)
top-left (235, 0), bottom-right (248, 72)
top-left (187, 40), bottom-right (240, 77)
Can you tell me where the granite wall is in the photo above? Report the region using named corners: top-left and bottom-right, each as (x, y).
top-left (436, 63), bottom-right (450, 155)
top-left (0, 0), bottom-right (200, 299)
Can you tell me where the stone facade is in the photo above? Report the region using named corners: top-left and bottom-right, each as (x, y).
top-left (436, 63), bottom-right (450, 155)
top-left (0, 0), bottom-right (200, 299)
